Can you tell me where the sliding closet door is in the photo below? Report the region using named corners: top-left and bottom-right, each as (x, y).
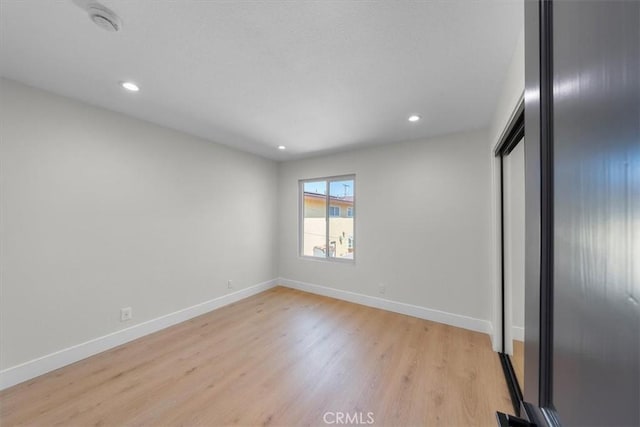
top-left (551, 1), bottom-right (640, 425)
top-left (503, 140), bottom-right (525, 387)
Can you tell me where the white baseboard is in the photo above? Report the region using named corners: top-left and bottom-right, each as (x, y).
top-left (279, 278), bottom-right (493, 336)
top-left (0, 279), bottom-right (278, 391)
top-left (491, 328), bottom-right (502, 352)
top-left (512, 326), bottom-right (525, 342)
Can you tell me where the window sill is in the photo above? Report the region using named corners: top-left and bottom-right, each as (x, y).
top-left (298, 255), bottom-right (356, 264)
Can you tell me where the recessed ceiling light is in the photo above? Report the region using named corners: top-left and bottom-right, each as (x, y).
top-left (408, 115), bottom-right (421, 122)
top-left (120, 81), bottom-right (139, 92)
top-left (277, 145), bottom-right (287, 150)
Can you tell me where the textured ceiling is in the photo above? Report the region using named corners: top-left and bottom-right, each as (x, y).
top-left (0, 0), bottom-right (523, 160)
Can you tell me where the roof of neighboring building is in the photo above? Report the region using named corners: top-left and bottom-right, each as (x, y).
top-left (303, 191), bottom-right (354, 204)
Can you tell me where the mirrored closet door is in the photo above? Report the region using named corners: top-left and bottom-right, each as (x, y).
top-left (494, 100), bottom-right (525, 415)
top-left (503, 138), bottom-right (525, 390)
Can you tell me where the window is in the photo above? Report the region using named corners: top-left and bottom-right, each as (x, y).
top-left (300, 175), bottom-right (355, 261)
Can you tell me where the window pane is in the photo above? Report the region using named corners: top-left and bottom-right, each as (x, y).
top-left (328, 179), bottom-right (354, 259)
top-left (302, 181), bottom-right (327, 257)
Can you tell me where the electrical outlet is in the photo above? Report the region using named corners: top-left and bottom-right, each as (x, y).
top-left (227, 280), bottom-right (233, 289)
top-left (120, 307), bottom-right (132, 322)
top-left (379, 283), bottom-right (386, 295)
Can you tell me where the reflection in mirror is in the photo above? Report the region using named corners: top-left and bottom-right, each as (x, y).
top-left (504, 139), bottom-right (525, 389)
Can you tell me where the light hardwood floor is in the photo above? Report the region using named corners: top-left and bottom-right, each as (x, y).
top-left (0, 287), bottom-right (513, 426)
top-left (512, 340), bottom-right (525, 390)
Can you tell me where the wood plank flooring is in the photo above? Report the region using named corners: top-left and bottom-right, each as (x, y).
top-left (0, 287), bottom-right (513, 426)
top-left (512, 340), bottom-right (525, 390)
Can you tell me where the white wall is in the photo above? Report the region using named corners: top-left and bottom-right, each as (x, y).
top-left (0, 79), bottom-right (278, 370)
top-left (278, 130), bottom-right (494, 325)
top-left (489, 28), bottom-right (525, 146)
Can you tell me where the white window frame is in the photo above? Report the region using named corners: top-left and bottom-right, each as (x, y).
top-left (329, 206), bottom-right (341, 217)
top-left (299, 174), bottom-right (356, 263)
top-left (347, 207), bottom-right (353, 217)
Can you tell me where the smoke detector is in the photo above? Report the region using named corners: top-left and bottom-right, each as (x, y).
top-left (87, 4), bottom-right (122, 32)
top-left (72, 1), bottom-right (122, 32)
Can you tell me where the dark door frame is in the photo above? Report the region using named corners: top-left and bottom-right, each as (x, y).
top-left (520, 0), bottom-right (560, 425)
